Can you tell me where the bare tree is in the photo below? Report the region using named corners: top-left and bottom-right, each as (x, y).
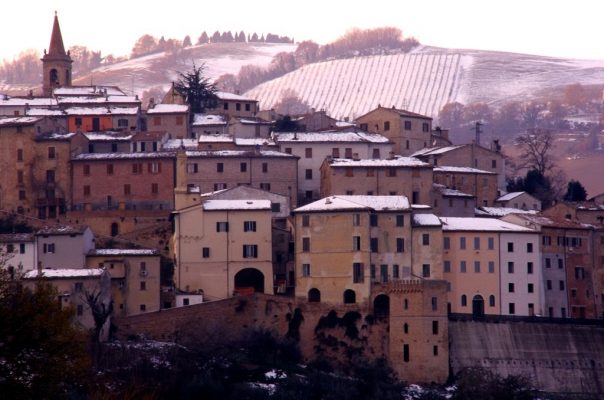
top-left (84, 290), bottom-right (113, 344)
top-left (514, 129), bottom-right (555, 176)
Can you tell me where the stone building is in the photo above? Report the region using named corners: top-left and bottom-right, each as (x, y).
top-left (356, 106), bottom-right (433, 156)
top-left (0, 233), bottom-right (36, 275)
top-left (145, 103), bottom-right (189, 138)
top-left (431, 184), bottom-right (476, 217)
top-left (319, 156), bottom-right (433, 204)
top-left (87, 249), bottom-right (161, 315)
top-left (433, 166), bottom-right (498, 207)
top-left (495, 191), bottom-right (542, 211)
top-left (36, 225), bottom-right (95, 269)
top-left (172, 199), bottom-right (274, 300)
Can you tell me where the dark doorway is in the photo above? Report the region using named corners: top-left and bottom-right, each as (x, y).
top-left (308, 288), bottom-right (321, 302)
top-left (110, 222), bottom-right (119, 237)
top-left (472, 295), bottom-right (485, 318)
top-left (374, 294), bottom-right (390, 318)
top-left (234, 268), bottom-right (264, 294)
top-left (343, 289), bottom-right (356, 304)
top-left (92, 117), bottom-right (100, 131)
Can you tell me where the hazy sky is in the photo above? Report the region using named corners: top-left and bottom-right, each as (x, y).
top-left (3, 0), bottom-right (603, 61)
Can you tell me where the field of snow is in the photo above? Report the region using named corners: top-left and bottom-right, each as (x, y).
top-left (245, 46), bottom-right (604, 120)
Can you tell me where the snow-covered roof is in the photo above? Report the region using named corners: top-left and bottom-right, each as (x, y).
top-left (56, 95), bottom-right (140, 105)
top-left (146, 104), bottom-right (189, 114)
top-left (26, 108), bottom-right (66, 116)
top-left (328, 156), bottom-right (430, 168)
top-left (0, 116), bottom-right (43, 126)
top-left (496, 192), bottom-right (527, 202)
top-left (36, 225), bottom-right (88, 236)
top-left (475, 207), bottom-right (539, 217)
top-left (54, 86), bottom-right (125, 96)
top-left (132, 131), bottom-right (169, 141)
top-left (89, 249), bottom-right (158, 256)
top-left (203, 199), bottom-right (271, 211)
top-left (295, 195), bottom-right (410, 213)
top-left (440, 217), bottom-right (534, 232)
top-left (235, 117), bottom-right (271, 125)
top-left (413, 213), bottom-right (442, 226)
top-left (64, 106), bottom-right (139, 116)
top-left (192, 114), bottom-right (227, 126)
top-left (335, 121), bottom-right (355, 128)
top-left (162, 138), bottom-right (198, 150)
top-left (274, 130), bottom-right (390, 144)
top-left (216, 91), bottom-right (255, 101)
top-left (433, 166), bottom-right (495, 174)
top-left (24, 268), bottom-right (105, 279)
top-left (84, 132), bottom-right (133, 141)
top-left (186, 150), bottom-right (295, 158)
top-left (0, 96), bottom-right (57, 107)
top-left (0, 233), bottom-right (34, 243)
top-left (234, 138), bottom-right (276, 146)
top-left (73, 152), bottom-right (174, 161)
top-left (433, 184), bottom-right (475, 198)
top-left (411, 145), bottom-right (465, 157)
top-left (197, 134), bottom-right (232, 143)
top-left (35, 132), bottom-right (77, 141)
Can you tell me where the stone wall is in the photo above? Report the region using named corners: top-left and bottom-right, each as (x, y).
top-left (449, 318), bottom-right (604, 395)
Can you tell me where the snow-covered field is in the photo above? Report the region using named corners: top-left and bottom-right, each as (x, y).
top-left (245, 46), bottom-right (604, 120)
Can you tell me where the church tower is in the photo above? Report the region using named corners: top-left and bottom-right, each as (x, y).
top-left (41, 12), bottom-right (73, 96)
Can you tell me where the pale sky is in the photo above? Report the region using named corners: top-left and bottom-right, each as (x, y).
top-left (2, 0), bottom-right (603, 61)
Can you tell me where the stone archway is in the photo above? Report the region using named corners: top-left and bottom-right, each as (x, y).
top-left (374, 294), bottom-right (390, 318)
top-left (234, 268), bottom-right (265, 294)
top-left (308, 288), bottom-right (321, 302)
top-left (472, 294), bottom-right (485, 318)
top-left (343, 289), bottom-right (356, 304)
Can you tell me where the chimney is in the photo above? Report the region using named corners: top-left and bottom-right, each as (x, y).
top-left (325, 197), bottom-right (332, 205)
top-left (388, 151), bottom-right (395, 160)
top-left (352, 152), bottom-right (360, 161)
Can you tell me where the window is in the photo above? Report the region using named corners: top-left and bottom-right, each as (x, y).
top-left (508, 262), bottom-right (514, 274)
top-left (474, 237), bottom-right (480, 250)
top-left (48, 146), bottom-right (56, 159)
top-left (488, 261), bottom-right (495, 273)
top-left (461, 295), bottom-right (467, 307)
top-left (372, 148), bottom-right (380, 159)
top-left (370, 214), bottom-right (378, 227)
top-left (17, 170), bottom-right (23, 184)
top-left (223, 102), bottom-right (229, 110)
top-left (153, 116), bottom-right (161, 126)
top-left (507, 242), bottom-right (514, 252)
top-left (140, 281), bottom-right (146, 291)
top-left (396, 214), bottom-right (404, 227)
top-left (558, 259), bottom-right (563, 269)
top-left (403, 344), bottom-right (410, 362)
top-left (331, 148), bottom-right (340, 158)
top-left (527, 243), bottom-right (533, 253)
top-left (75, 117), bottom-right (82, 127)
top-left (187, 163), bottom-right (198, 173)
top-left (214, 183), bottom-right (227, 191)
top-left (244, 221), bottom-right (257, 232)
top-left (444, 237), bottom-right (450, 250)
top-left (384, 121), bottom-right (390, 131)
top-left (19, 243), bottom-right (25, 254)
top-left (236, 103), bottom-right (241, 111)
top-left (559, 280), bottom-right (565, 290)
top-left (508, 283), bottom-right (515, 293)
top-left (396, 238), bottom-right (405, 253)
top-left (575, 267), bottom-right (585, 280)
top-left (422, 122), bottom-right (430, 132)
top-left (370, 238), bottom-right (379, 252)
top-left (387, 168), bottom-right (397, 177)
top-left (83, 164), bottom-right (90, 176)
top-left (433, 345), bottom-right (439, 356)
top-left (474, 261), bottom-right (481, 273)
top-left (151, 183), bottom-right (159, 194)
top-left (422, 234), bottom-right (430, 245)
top-left (380, 264), bottom-right (388, 282)
top-left (302, 215), bottom-right (310, 227)
top-left (260, 183), bottom-right (271, 191)
top-left (240, 162), bottom-right (247, 172)
top-left (351, 262), bottom-right (364, 283)
top-left (17, 149), bottom-right (23, 162)
top-left (302, 237), bottom-right (310, 252)
top-left (148, 162), bottom-right (161, 174)
top-left (18, 190), bottom-right (26, 200)
top-left (124, 184), bottom-right (131, 195)
top-left (422, 264), bottom-right (430, 278)
top-left (353, 213), bottom-right (360, 226)
top-left (305, 148), bottom-right (312, 158)
top-left (489, 295), bottom-right (495, 307)
top-left (488, 237), bottom-right (494, 250)
top-left (432, 321), bottom-right (439, 334)
top-left (302, 264), bottom-right (311, 277)
top-left (460, 261), bottom-right (466, 273)
top-left (393, 265), bottom-right (399, 279)
top-left (547, 280), bottom-right (552, 290)
top-left (284, 147), bottom-right (292, 154)
top-left (118, 118), bottom-right (129, 128)
top-left (460, 237), bottom-right (466, 250)
top-left (528, 283), bottom-right (534, 293)
top-left (46, 170), bottom-right (55, 183)
top-left (83, 185), bottom-right (91, 196)
top-left (305, 169), bottom-right (313, 179)
top-left (216, 222), bottom-right (229, 232)
top-left (106, 164), bottom-right (114, 175)
top-left (404, 121), bottom-right (412, 130)
top-left (353, 236), bottom-right (361, 251)
top-left (132, 163), bottom-right (142, 174)
top-left (262, 162), bottom-right (268, 173)
top-left (345, 148), bottom-right (353, 158)
top-left (545, 258), bottom-right (551, 268)
top-left (527, 262), bottom-right (533, 274)
top-left (243, 244), bottom-right (258, 258)
top-left (345, 168), bottom-right (353, 177)
top-left (140, 304), bottom-right (146, 312)
top-left (444, 261), bottom-right (451, 273)
top-left (217, 163), bottom-right (224, 172)
top-left (509, 303), bottom-right (515, 315)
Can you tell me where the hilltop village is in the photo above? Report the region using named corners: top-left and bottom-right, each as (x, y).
top-left (3, 14), bottom-right (604, 392)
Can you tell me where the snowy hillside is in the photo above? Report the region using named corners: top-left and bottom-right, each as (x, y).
top-left (245, 46), bottom-right (604, 120)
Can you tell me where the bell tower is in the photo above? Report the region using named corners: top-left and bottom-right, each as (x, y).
top-left (41, 12), bottom-right (73, 96)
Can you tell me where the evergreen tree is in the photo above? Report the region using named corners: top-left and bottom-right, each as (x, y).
top-left (564, 180), bottom-right (587, 202)
top-left (211, 31), bottom-right (221, 43)
top-left (174, 64), bottom-right (218, 117)
top-left (183, 35), bottom-right (192, 47)
top-left (197, 31), bottom-right (209, 45)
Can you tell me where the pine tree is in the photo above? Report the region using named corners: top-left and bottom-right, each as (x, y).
top-left (183, 35), bottom-right (192, 47)
top-left (174, 64), bottom-right (218, 117)
top-left (197, 31), bottom-right (209, 45)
